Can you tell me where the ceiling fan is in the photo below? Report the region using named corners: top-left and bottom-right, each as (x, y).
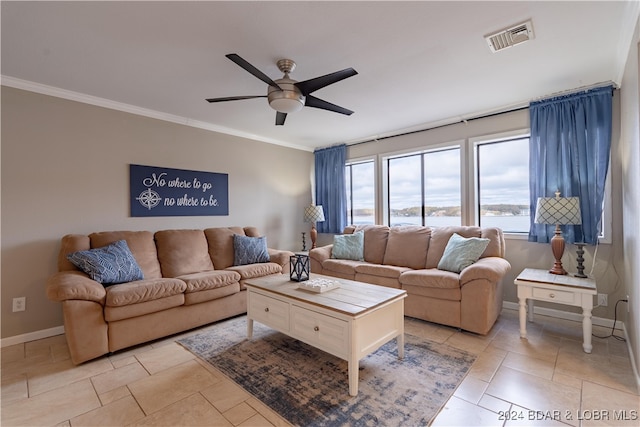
top-left (206, 53), bottom-right (358, 126)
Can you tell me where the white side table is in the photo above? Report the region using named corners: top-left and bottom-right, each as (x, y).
top-left (514, 268), bottom-right (597, 353)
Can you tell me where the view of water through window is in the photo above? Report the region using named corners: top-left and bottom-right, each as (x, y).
top-left (347, 136), bottom-right (530, 233)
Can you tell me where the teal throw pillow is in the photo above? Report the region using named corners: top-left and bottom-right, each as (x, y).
top-left (331, 231), bottom-right (364, 261)
top-left (67, 240), bottom-right (144, 285)
top-left (233, 234), bottom-right (270, 266)
top-left (437, 233), bottom-right (490, 273)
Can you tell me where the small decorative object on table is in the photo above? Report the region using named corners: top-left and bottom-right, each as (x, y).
top-left (290, 253), bottom-right (310, 282)
top-left (297, 277), bottom-right (340, 293)
top-left (575, 243), bottom-right (587, 278)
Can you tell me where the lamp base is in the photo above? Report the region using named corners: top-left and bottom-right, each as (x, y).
top-left (310, 225), bottom-right (318, 249)
top-left (549, 225), bottom-right (567, 275)
top-left (574, 243), bottom-right (587, 278)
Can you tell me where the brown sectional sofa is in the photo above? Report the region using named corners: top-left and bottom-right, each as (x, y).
top-left (309, 225), bottom-right (511, 335)
top-left (47, 226), bottom-right (293, 364)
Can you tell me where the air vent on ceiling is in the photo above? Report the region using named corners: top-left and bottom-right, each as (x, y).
top-left (485, 20), bottom-right (534, 52)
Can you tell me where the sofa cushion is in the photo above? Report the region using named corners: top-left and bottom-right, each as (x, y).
top-left (382, 225), bottom-right (431, 269)
top-left (400, 269), bottom-right (460, 290)
top-left (90, 231), bottom-right (162, 279)
top-left (105, 278), bottom-right (187, 306)
top-left (352, 225), bottom-right (390, 264)
top-left (321, 259), bottom-right (363, 276)
top-left (58, 234), bottom-right (91, 272)
top-left (205, 227), bottom-right (246, 269)
top-left (226, 262), bottom-right (282, 280)
top-left (233, 234), bottom-right (270, 265)
top-left (426, 226), bottom-right (483, 268)
top-left (355, 263), bottom-right (411, 279)
top-left (67, 240), bottom-right (144, 285)
top-left (331, 231), bottom-right (364, 261)
top-left (155, 230), bottom-right (214, 277)
top-left (184, 283), bottom-right (241, 305)
top-left (437, 233), bottom-right (490, 273)
top-left (177, 270), bottom-right (241, 293)
top-left (481, 227), bottom-right (505, 258)
top-left (105, 294), bottom-right (185, 322)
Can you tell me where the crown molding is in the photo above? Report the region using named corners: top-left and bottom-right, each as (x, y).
top-left (1, 75), bottom-right (313, 152)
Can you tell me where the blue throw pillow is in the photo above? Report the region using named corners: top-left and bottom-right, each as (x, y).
top-left (233, 234), bottom-right (270, 266)
top-left (331, 230), bottom-right (364, 261)
top-left (67, 240), bottom-right (144, 285)
top-left (437, 233), bottom-right (490, 273)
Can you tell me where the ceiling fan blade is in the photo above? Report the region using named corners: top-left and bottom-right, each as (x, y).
top-left (305, 95), bottom-right (354, 116)
top-left (295, 68), bottom-right (358, 95)
top-left (206, 95), bottom-right (267, 103)
top-left (226, 53), bottom-right (282, 90)
top-left (275, 111), bottom-right (287, 126)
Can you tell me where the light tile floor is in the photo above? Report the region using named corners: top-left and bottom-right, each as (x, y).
top-left (1, 308), bottom-right (638, 426)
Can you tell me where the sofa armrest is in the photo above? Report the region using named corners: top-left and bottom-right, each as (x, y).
top-left (309, 245), bottom-right (333, 263)
top-left (268, 248), bottom-right (296, 273)
top-left (46, 271), bottom-right (107, 305)
top-left (309, 244), bottom-right (333, 273)
top-left (459, 257), bottom-right (511, 287)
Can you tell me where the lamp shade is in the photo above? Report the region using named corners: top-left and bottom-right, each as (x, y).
top-left (534, 196), bottom-right (582, 225)
top-left (304, 205), bottom-right (325, 223)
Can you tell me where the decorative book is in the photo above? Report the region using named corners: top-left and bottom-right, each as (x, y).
top-left (297, 278), bottom-right (341, 293)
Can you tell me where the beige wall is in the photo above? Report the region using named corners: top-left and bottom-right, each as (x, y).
top-left (1, 86), bottom-right (313, 339)
top-left (620, 15), bottom-right (640, 385)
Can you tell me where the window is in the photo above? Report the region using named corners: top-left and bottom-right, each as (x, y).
top-left (475, 136), bottom-right (530, 233)
top-left (388, 155), bottom-right (422, 226)
top-left (424, 148), bottom-right (461, 227)
top-left (345, 160), bottom-right (375, 225)
top-left (386, 147), bottom-right (461, 227)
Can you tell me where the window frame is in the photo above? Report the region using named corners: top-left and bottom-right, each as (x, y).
top-left (471, 129), bottom-right (531, 238)
top-left (345, 156), bottom-right (377, 226)
top-left (380, 141), bottom-right (464, 227)
top-left (346, 129), bottom-right (612, 243)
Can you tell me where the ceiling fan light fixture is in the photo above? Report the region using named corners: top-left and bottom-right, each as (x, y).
top-left (268, 78), bottom-right (306, 113)
top-left (269, 96), bottom-right (305, 113)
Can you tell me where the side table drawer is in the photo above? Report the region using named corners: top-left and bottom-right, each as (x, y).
top-left (291, 305), bottom-right (349, 358)
top-left (531, 287), bottom-right (575, 304)
top-left (248, 292), bottom-right (290, 332)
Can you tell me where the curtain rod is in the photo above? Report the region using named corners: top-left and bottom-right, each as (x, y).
top-left (347, 104), bottom-right (528, 147)
top-left (532, 81), bottom-right (617, 102)
top-left (348, 81), bottom-right (618, 148)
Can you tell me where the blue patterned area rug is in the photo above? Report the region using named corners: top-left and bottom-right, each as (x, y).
top-left (178, 315), bottom-right (475, 426)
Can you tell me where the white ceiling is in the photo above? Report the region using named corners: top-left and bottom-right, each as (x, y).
top-left (2, 1), bottom-right (638, 151)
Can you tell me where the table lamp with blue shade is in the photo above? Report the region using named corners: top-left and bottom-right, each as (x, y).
top-left (534, 191), bottom-right (582, 275)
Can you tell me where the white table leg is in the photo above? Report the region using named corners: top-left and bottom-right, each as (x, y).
top-left (527, 299), bottom-right (534, 322)
top-left (582, 306), bottom-right (593, 354)
top-left (519, 297), bottom-right (528, 339)
top-left (247, 318), bottom-right (254, 339)
top-left (397, 332), bottom-right (404, 359)
top-left (348, 357), bottom-right (358, 396)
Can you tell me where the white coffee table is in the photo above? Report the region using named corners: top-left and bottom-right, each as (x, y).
top-left (245, 273), bottom-right (407, 396)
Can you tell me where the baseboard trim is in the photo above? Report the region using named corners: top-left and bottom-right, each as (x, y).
top-left (0, 326), bottom-right (65, 348)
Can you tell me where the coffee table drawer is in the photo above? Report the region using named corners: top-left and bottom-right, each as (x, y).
top-left (291, 305), bottom-right (349, 358)
top-left (249, 292), bottom-right (290, 332)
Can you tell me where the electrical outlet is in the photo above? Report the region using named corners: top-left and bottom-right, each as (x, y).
top-left (597, 293), bottom-right (608, 307)
top-left (12, 297), bottom-right (26, 312)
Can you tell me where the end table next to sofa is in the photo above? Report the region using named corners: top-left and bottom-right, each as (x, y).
top-left (514, 268), bottom-right (597, 353)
